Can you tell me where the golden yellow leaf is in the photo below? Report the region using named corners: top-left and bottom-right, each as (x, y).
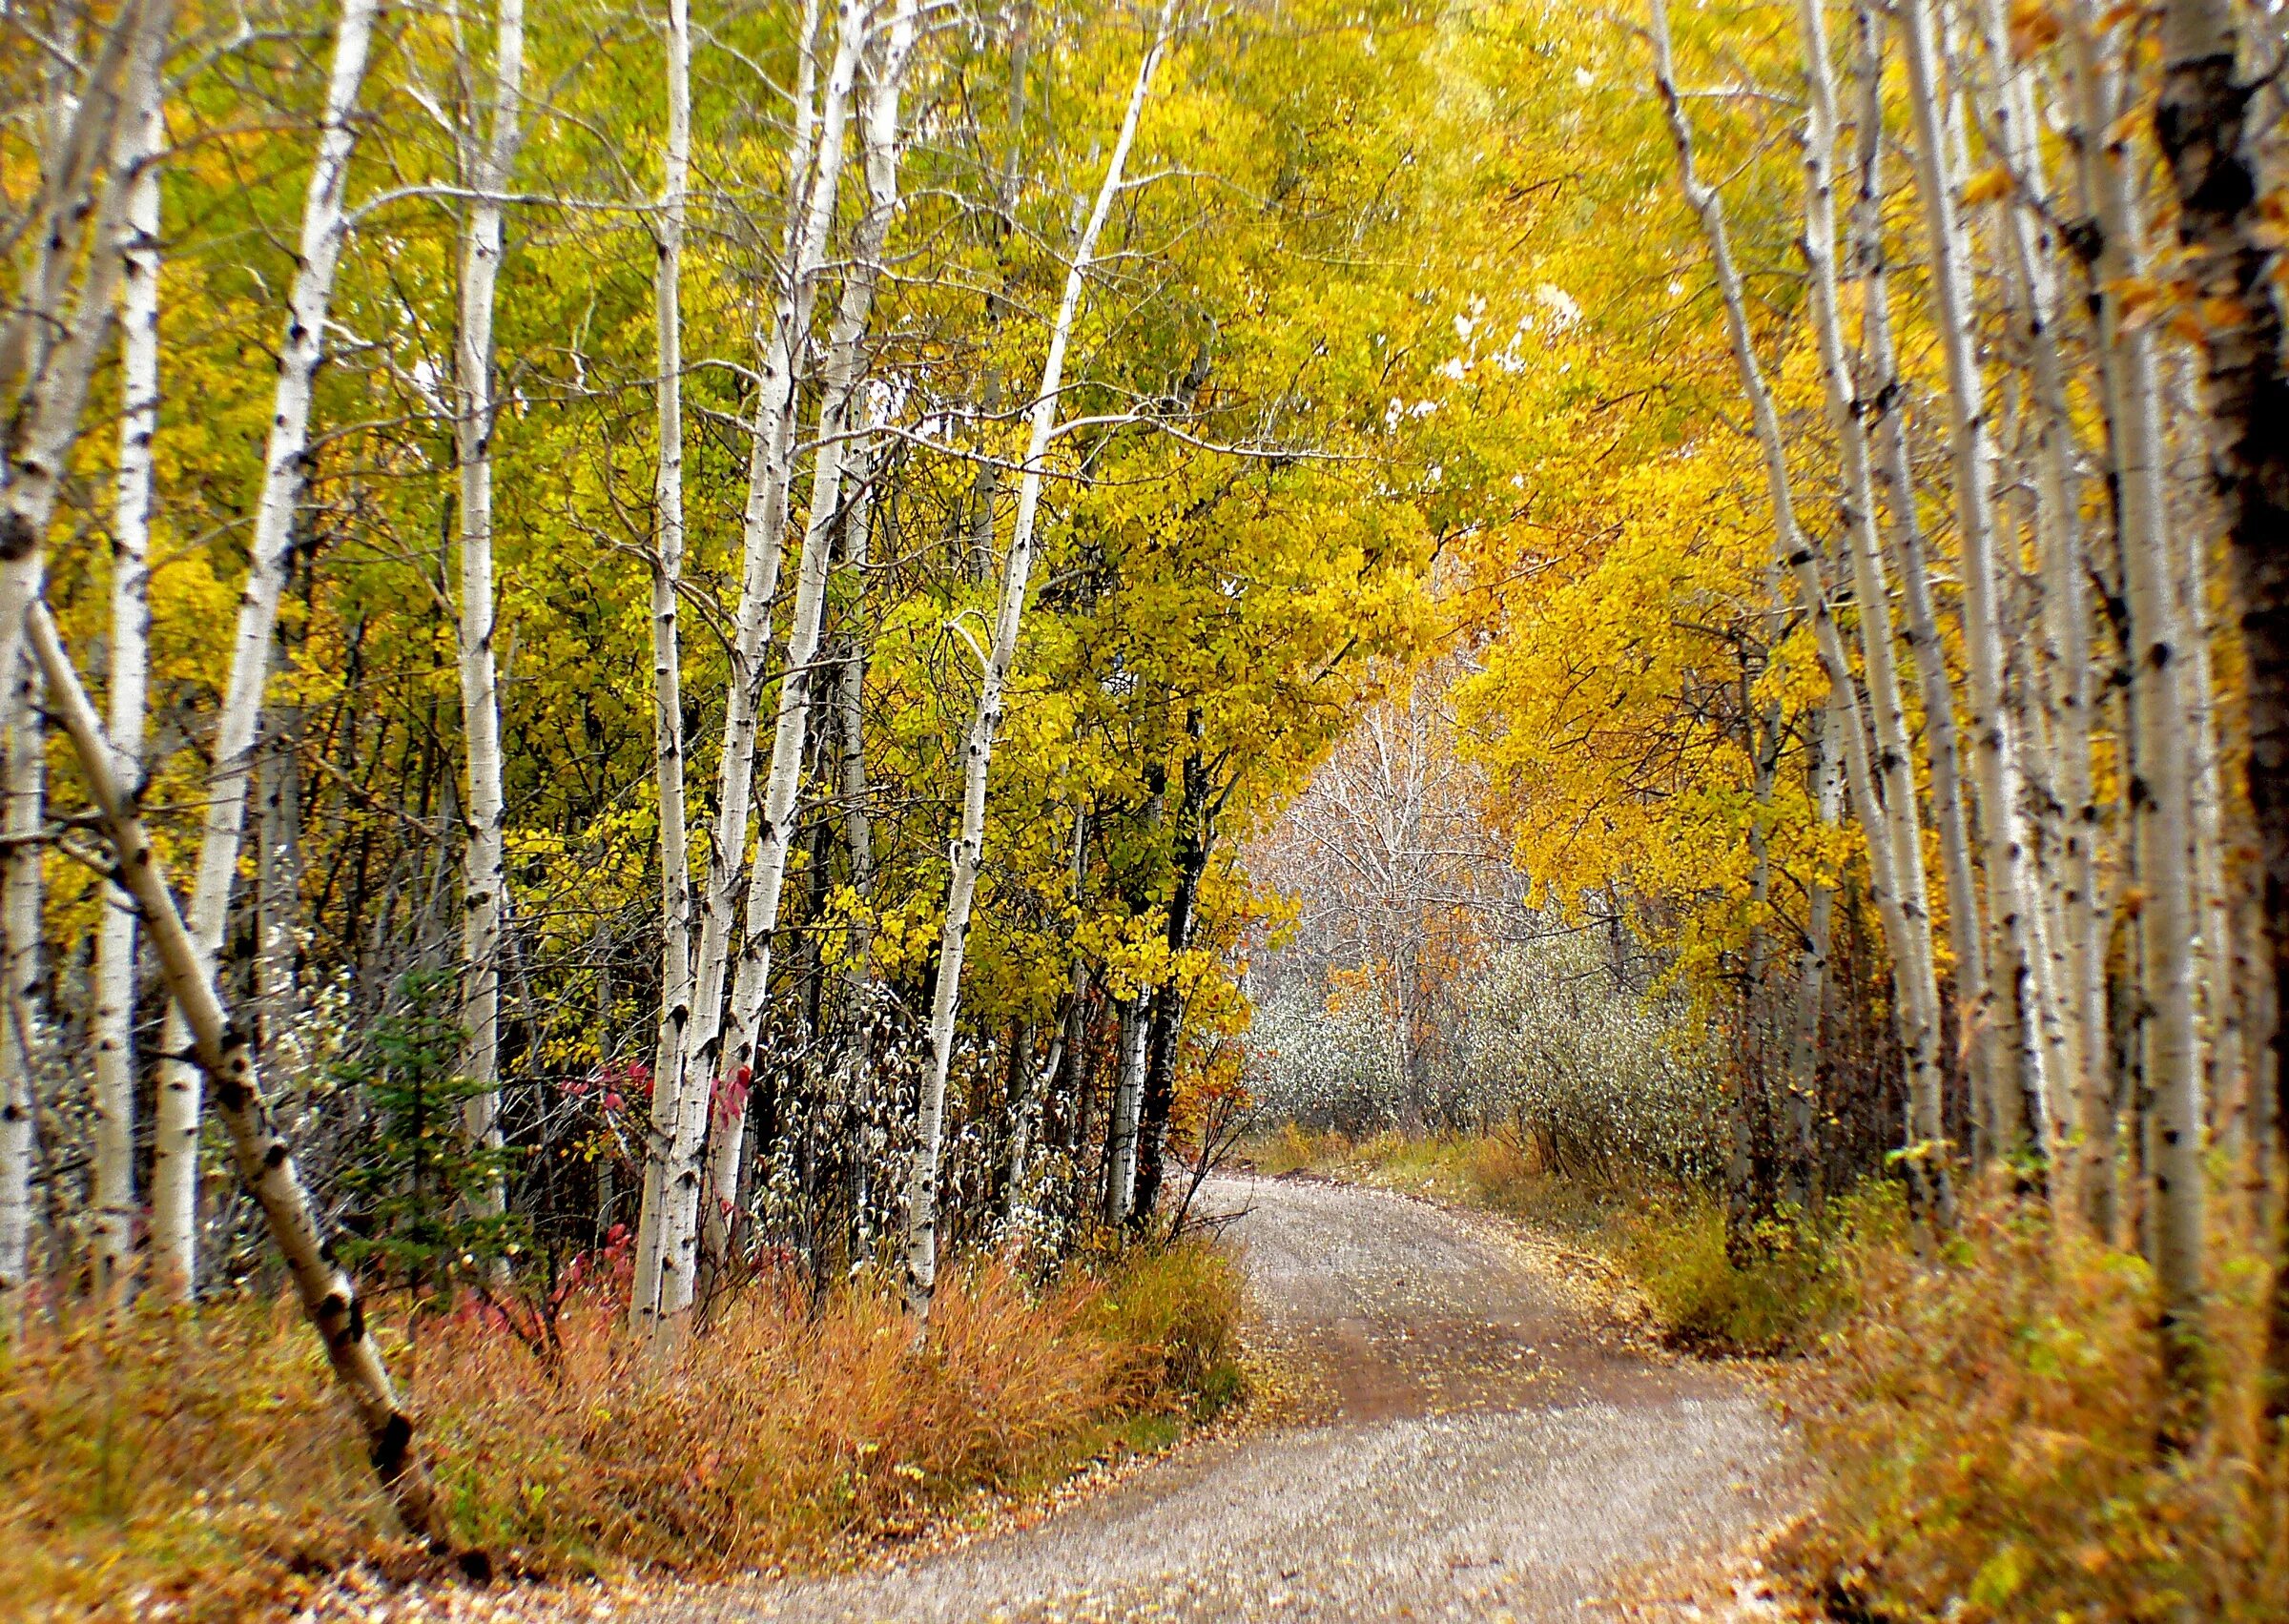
top-left (1960, 166), bottom-right (2014, 206)
top-left (2008, 1), bottom-right (2063, 56)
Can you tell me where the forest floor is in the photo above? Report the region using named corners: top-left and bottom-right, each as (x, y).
top-left (468, 1174), bottom-right (1812, 1624)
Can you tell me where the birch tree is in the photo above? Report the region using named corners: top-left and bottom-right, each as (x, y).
top-left (673, 0), bottom-right (869, 1289)
top-left (449, 0), bottom-right (527, 1223)
top-left (0, 0), bottom-right (172, 680)
top-left (93, 50), bottom-right (162, 1294)
top-left (1846, 0), bottom-right (1994, 1165)
top-left (0, 653), bottom-right (38, 1331)
top-left (1648, 0), bottom-right (1953, 1224)
top-left (1893, 0), bottom-right (2058, 1164)
top-left (630, 0), bottom-right (697, 1333)
top-left (905, 0), bottom-right (1180, 1313)
top-left (149, 0), bottom-right (382, 1300)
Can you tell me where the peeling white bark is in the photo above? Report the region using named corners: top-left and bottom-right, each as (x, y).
top-left (94, 55), bottom-right (162, 1295)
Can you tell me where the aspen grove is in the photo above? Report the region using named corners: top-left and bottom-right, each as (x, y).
top-left (9, 0), bottom-right (2289, 1613)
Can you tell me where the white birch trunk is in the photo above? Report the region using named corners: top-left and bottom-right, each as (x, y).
top-left (1847, 0), bottom-right (1993, 1157)
top-left (1976, 0), bottom-right (2097, 1166)
top-left (27, 604), bottom-right (452, 1548)
top-left (682, 0), bottom-right (871, 1167)
top-left (1103, 998), bottom-right (1146, 1224)
top-left (904, 3), bottom-right (1179, 1313)
top-left (1787, 692), bottom-right (1844, 1213)
top-left (0, 0), bottom-right (172, 685)
top-left (668, 0), bottom-right (912, 1318)
top-left (1895, 0), bottom-right (2055, 1163)
top-left (93, 58), bottom-right (162, 1295)
top-left (2062, 1), bottom-right (2176, 1234)
top-left (0, 651), bottom-right (42, 1330)
top-left (452, 0), bottom-right (526, 1223)
top-left (1793, 0), bottom-right (1950, 1175)
top-left (630, 0), bottom-right (697, 1331)
top-left (675, 0), bottom-right (827, 1118)
top-left (149, 0), bottom-right (380, 1301)
top-left (1650, 0), bottom-right (1954, 1223)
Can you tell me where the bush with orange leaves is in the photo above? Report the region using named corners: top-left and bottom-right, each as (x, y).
top-left (1, 1239), bottom-right (1243, 1621)
top-left (1787, 1194), bottom-right (2287, 1622)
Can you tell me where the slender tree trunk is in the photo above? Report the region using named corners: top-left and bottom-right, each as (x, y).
top-left (673, 0), bottom-right (829, 1116)
top-left (1103, 998), bottom-right (1146, 1224)
top-left (1848, 0), bottom-right (1993, 1169)
top-left (682, 0), bottom-right (919, 1314)
top-left (452, 0), bottom-right (526, 1224)
top-left (2152, 0), bottom-right (2276, 1421)
top-left (1131, 750), bottom-right (1208, 1226)
top-left (1895, 0), bottom-right (2055, 1170)
top-left (0, 651), bottom-right (41, 1331)
top-left (903, 1), bottom-right (1178, 1314)
top-left (0, 0), bottom-right (173, 686)
top-left (1794, 0), bottom-right (1951, 1186)
top-left (2059, 3), bottom-right (2158, 1233)
top-left (1788, 691), bottom-right (1844, 1214)
top-left (630, 0), bottom-right (696, 1333)
top-left (93, 55), bottom-right (161, 1296)
top-left (149, 0), bottom-right (379, 1301)
top-left (1650, 0), bottom-right (1954, 1223)
top-left (1976, 0), bottom-right (2096, 1167)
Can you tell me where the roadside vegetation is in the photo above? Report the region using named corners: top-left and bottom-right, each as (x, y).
top-left (1, 1240), bottom-right (1243, 1622)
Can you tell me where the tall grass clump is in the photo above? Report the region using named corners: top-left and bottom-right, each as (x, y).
top-left (1, 1239), bottom-right (1244, 1622)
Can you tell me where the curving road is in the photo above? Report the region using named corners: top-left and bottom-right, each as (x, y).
top-left (629, 1174), bottom-right (1796, 1624)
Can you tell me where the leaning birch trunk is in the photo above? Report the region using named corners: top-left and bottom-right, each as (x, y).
top-left (1894, 0), bottom-right (2056, 1166)
top-left (93, 56), bottom-right (161, 1295)
top-left (1792, 0), bottom-right (1949, 1178)
top-left (2152, 0), bottom-right (2274, 1418)
top-left (149, 0), bottom-right (379, 1301)
top-left (902, 4), bottom-right (1177, 1314)
top-left (27, 604), bottom-right (454, 1549)
top-left (1847, 0), bottom-right (1994, 1162)
top-left (678, 0), bottom-right (881, 1281)
top-left (1649, 0), bottom-right (1953, 1223)
top-left (629, 0), bottom-right (696, 1332)
top-left (451, 0), bottom-right (526, 1223)
top-left (0, 651), bottom-right (41, 1332)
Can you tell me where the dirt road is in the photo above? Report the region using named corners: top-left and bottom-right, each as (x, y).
top-left (632, 1174), bottom-right (1795, 1623)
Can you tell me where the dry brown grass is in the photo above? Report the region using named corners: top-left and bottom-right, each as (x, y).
top-left (0, 1240), bottom-right (1243, 1621)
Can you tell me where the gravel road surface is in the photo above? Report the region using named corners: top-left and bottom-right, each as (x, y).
top-left (630, 1174), bottom-right (1795, 1624)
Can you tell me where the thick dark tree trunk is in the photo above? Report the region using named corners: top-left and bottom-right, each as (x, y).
top-left (2154, 0), bottom-right (2289, 1423)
